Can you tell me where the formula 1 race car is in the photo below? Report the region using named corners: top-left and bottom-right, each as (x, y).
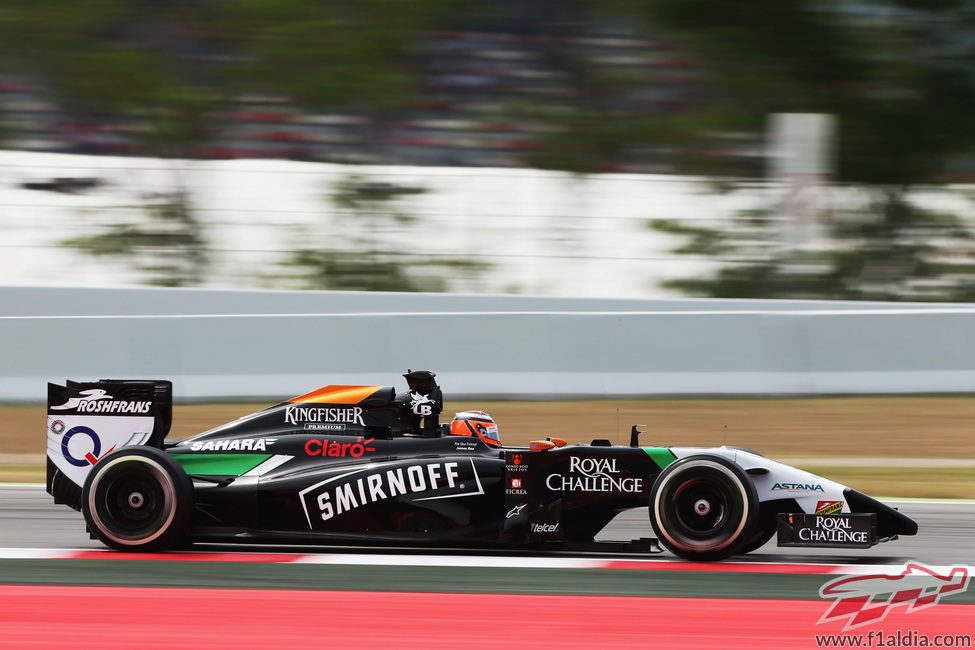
top-left (45, 371), bottom-right (918, 560)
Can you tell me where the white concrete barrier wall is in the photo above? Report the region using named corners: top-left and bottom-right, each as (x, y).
top-left (1, 285), bottom-right (943, 317)
top-left (2, 290), bottom-right (974, 401)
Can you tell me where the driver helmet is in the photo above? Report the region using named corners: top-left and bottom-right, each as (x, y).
top-left (449, 410), bottom-right (501, 447)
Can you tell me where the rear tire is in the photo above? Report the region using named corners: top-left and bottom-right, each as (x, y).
top-left (82, 447), bottom-right (193, 552)
top-left (649, 455), bottom-right (757, 561)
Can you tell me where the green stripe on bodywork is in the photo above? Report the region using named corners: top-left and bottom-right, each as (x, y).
top-left (172, 454), bottom-right (271, 476)
top-left (643, 447), bottom-right (677, 470)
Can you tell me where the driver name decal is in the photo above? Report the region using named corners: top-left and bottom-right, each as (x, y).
top-left (298, 459), bottom-right (485, 527)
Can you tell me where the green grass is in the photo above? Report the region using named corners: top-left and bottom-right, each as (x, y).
top-left (795, 465), bottom-right (975, 500)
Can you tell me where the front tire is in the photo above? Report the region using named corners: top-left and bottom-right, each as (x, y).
top-left (82, 447), bottom-right (193, 552)
top-left (649, 455), bottom-right (758, 561)
top-left (739, 507), bottom-right (777, 554)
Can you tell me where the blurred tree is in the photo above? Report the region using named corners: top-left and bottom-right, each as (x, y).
top-left (0, 0), bottom-right (458, 154)
top-left (651, 197), bottom-right (975, 301)
top-left (282, 174), bottom-right (487, 291)
top-left (0, 2), bottom-right (222, 155)
top-left (0, 0), bottom-right (459, 289)
top-left (457, 0), bottom-right (708, 173)
top-left (5, 0), bottom-right (975, 298)
top-left (62, 190), bottom-right (208, 287)
top-left (633, 0), bottom-right (975, 184)
top-left (636, 0), bottom-right (975, 300)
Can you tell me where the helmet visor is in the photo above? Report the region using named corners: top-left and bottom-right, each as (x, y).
top-left (479, 423), bottom-right (500, 443)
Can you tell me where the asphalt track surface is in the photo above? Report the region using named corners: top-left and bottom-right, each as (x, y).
top-left (2, 484), bottom-right (973, 649)
top-left (2, 484), bottom-right (973, 565)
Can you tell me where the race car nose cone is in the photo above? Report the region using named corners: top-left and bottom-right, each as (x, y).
top-left (694, 499), bottom-right (711, 515)
top-left (128, 492), bottom-right (145, 508)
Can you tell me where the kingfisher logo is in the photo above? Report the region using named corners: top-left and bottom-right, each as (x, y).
top-left (285, 406), bottom-right (365, 426)
top-left (819, 563), bottom-right (970, 630)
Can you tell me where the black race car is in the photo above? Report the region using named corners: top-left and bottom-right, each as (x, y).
top-left (45, 371), bottom-right (917, 560)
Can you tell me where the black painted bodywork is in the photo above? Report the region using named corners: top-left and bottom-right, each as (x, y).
top-left (174, 426), bottom-right (662, 547)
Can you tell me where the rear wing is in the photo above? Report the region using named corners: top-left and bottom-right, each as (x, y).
top-left (46, 379), bottom-right (173, 510)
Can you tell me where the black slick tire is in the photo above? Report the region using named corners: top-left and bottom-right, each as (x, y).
top-left (649, 454), bottom-right (758, 561)
top-left (82, 446), bottom-right (193, 552)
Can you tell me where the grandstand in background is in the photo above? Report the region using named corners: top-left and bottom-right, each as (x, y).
top-left (0, 29), bottom-right (748, 172)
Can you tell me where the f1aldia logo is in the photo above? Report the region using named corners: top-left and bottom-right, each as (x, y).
top-left (61, 426), bottom-right (115, 467)
top-left (819, 562), bottom-right (970, 631)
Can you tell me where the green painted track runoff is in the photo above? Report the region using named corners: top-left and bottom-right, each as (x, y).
top-left (1, 559), bottom-right (973, 603)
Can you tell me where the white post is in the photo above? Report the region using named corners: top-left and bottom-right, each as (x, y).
top-left (767, 113), bottom-right (835, 250)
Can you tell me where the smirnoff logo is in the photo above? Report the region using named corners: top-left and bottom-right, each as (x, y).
top-left (285, 406), bottom-right (365, 426)
top-left (299, 459), bottom-right (484, 527)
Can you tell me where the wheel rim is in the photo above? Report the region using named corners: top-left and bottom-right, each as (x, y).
top-left (653, 460), bottom-right (749, 554)
top-left (87, 457), bottom-right (177, 545)
top-left (673, 478), bottom-right (729, 538)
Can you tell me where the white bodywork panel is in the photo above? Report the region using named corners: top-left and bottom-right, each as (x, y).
top-left (669, 446), bottom-right (850, 514)
top-left (46, 414), bottom-right (154, 488)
